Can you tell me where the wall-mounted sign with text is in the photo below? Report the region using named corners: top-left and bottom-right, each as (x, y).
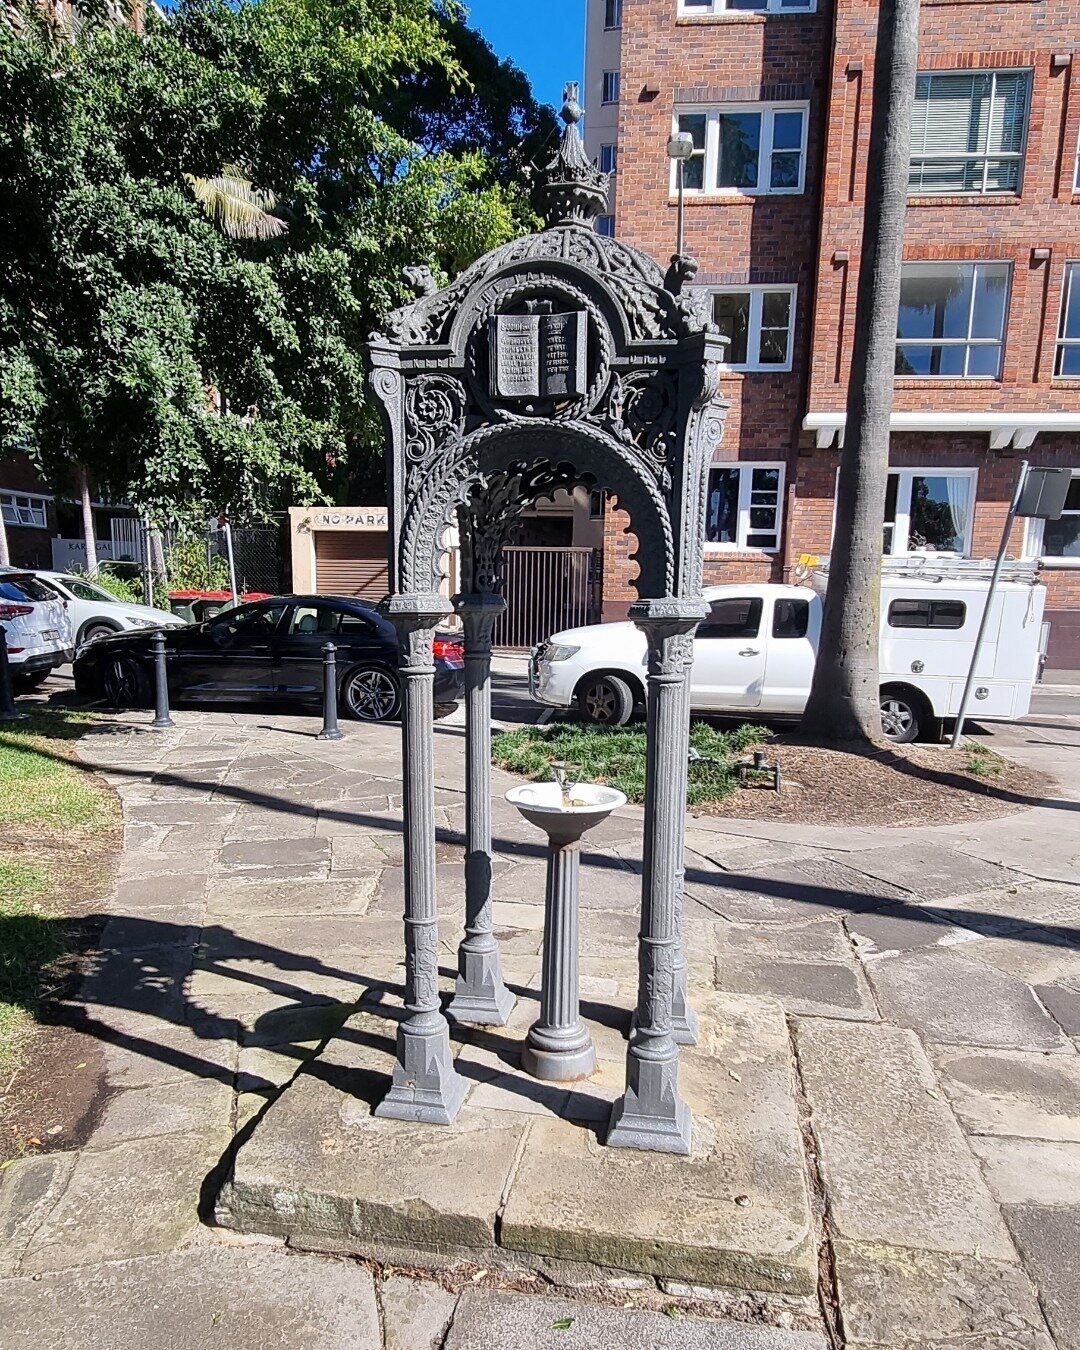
top-left (301, 508), bottom-right (389, 531)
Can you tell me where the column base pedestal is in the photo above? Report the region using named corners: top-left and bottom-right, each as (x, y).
top-left (374, 1022), bottom-right (468, 1125)
top-left (522, 1032), bottom-right (597, 1083)
top-left (606, 1089), bottom-right (693, 1156)
top-left (447, 950), bottom-right (516, 1027)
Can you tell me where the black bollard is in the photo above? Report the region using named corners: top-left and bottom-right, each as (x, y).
top-left (151, 630), bottom-right (175, 730)
top-left (0, 626), bottom-right (27, 722)
top-left (317, 641), bottom-right (343, 741)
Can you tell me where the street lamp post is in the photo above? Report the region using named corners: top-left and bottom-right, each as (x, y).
top-left (666, 132), bottom-right (694, 260)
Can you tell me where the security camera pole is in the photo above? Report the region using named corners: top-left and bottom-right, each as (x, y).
top-left (666, 131), bottom-right (695, 259)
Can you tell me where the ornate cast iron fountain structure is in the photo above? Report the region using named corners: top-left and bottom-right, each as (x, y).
top-left (366, 85), bottom-right (729, 1155)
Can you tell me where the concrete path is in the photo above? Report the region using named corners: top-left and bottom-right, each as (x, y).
top-left (0, 699), bottom-right (1078, 1347)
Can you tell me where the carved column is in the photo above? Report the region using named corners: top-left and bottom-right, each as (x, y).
top-left (375, 595), bottom-right (468, 1125)
top-left (446, 592), bottom-right (515, 1025)
top-left (607, 604), bottom-right (701, 1156)
top-left (671, 668), bottom-right (700, 1045)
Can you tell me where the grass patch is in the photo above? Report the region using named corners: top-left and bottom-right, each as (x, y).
top-left (0, 709), bottom-right (118, 1072)
top-left (0, 861), bottom-right (66, 1073)
top-left (964, 745), bottom-right (1006, 779)
top-left (492, 721), bottom-right (766, 806)
top-left (0, 710), bottom-right (116, 832)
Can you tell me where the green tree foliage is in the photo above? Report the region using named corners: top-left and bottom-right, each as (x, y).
top-left (0, 0), bottom-right (550, 523)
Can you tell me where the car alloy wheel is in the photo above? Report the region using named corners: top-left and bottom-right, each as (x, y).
top-left (880, 695), bottom-right (917, 743)
top-left (102, 656), bottom-right (142, 709)
top-left (344, 667), bottom-right (399, 721)
top-left (579, 674), bottom-right (634, 726)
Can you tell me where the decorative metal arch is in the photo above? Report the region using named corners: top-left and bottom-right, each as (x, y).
top-left (399, 419), bottom-right (676, 600)
top-left (363, 84), bottom-right (729, 1155)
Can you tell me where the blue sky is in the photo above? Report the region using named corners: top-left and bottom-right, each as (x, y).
top-left (462, 0), bottom-right (586, 111)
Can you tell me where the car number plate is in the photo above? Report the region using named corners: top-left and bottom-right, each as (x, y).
top-left (41, 629), bottom-right (60, 641)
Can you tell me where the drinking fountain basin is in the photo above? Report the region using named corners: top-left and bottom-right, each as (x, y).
top-left (505, 781), bottom-right (627, 846)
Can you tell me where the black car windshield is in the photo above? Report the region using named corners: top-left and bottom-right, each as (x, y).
top-left (0, 576), bottom-right (54, 603)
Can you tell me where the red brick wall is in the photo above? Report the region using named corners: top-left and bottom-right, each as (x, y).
top-left (809, 1), bottom-right (1080, 415)
top-left (605, 0), bottom-right (1080, 664)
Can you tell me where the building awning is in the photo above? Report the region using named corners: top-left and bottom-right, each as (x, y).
top-left (803, 411), bottom-right (1080, 451)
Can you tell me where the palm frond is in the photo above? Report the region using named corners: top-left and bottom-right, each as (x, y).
top-left (184, 166), bottom-right (288, 241)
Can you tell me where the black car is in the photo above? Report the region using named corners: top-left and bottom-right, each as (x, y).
top-left (73, 595), bottom-right (465, 721)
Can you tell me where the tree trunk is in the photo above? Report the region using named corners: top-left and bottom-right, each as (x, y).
top-left (0, 505), bottom-right (9, 567)
top-left (801, 0), bottom-right (921, 743)
top-left (150, 528), bottom-right (167, 594)
top-left (77, 465), bottom-right (98, 574)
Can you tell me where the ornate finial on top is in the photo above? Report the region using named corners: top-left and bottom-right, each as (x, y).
top-left (535, 79), bottom-right (610, 229)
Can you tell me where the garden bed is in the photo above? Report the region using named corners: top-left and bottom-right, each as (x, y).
top-left (0, 709), bottom-right (120, 1164)
top-left (492, 723), bottom-right (1052, 828)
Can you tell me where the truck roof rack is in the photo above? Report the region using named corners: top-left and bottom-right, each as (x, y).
top-left (803, 554), bottom-right (1042, 586)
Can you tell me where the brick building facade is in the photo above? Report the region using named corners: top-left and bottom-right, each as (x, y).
top-left (584, 0), bottom-right (1080, 665)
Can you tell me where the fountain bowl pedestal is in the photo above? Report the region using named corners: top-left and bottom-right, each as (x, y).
top-left (505, 781), bottom-right (627, 1083)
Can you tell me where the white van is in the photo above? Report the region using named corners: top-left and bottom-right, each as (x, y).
top-left (529, 559), bottom-right (1047, 742)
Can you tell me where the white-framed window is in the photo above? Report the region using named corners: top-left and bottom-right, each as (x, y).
top-left (909, 70), bottom-right (1031, 196)
top-left (1025, 473), bottom-right (1080, 560)
top-left (596, 214), bottom-right (615, 237)
top-left (679, 0), bottom-right (817, 13)
top-left (599, 143), bottom-right (618, 175)
top-left (604, 0), bottom-right (623, 27)
top-left (601, 70), bottom-right (620, 104)
top-left (895, 262), bottom-right (1011, 378)
top-left (705, 463), bottom-right (785, 551)
top-left (881, 468), bottom-right (977, 555)
top-left (706, 285), bottom-right (796, 371)
top-left (1055, 262), bottom-right (1080, 378)
top-left (0, 491), bottom-right (49, 530)
top-left (673, 104), bottom-right (808, 196)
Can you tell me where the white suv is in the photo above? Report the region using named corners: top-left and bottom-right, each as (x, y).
top-left (33, 570), bottom-right (185, 647)
top-left (0, 567), bottom-right (74, 690)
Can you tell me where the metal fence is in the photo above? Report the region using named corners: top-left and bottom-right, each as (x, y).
top-left (493, 546), bottom-right (599, 650)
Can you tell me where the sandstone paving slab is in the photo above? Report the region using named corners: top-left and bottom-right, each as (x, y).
top-left (223, 811), bottom-right (320, 841)
top-left (218, 1012), bottom-right (528, 1253)
top-left (380, 1274), bottom-right (458, 1350)
top-left (185, 961), bottom-right (363, 1029)
top-left (1036, 981), bottom-right (1080, 1036)
top-left (1005, 1206), bottom-right (1080, 1350)
top-left (0, 1153), bottom-right (76, 1277)
top-left (842, 845), bottom-right (1012, 901)
top-left (865, 950), bottom-right (1070, 1051)
top-left (88, 1077), bottom-right (234, 1149)
top-left (957, 812), bottom-right (1080, 885)
top-left (443, 1289), bottom-right (827, 1350)
top-left (686, 858), bottom-right (906, 926)
top-left (215, 838), bottom-right (330, 880)
top-left (98, 914), bottom-right (202, 951)
top-left (715, 921), bottom-right (853, 963)
top-left (713, 942), bottom-right (876, 1021)
top-left (78, 944), bottom-right (193, 1023)
top-left (198, 913), bottom-right (456, 961)
top-left (205, 875), bottom-right (379, 919)
top-left (972, 1137), bottom-right (1080, 1207)
top-left (0, 1245), bottom-right (382, 1349)
top-left (117, 851), bottom-right (219, 882)
top-left (953, 926), bottom-right (1080, 988)
top-left (844, 904), bottom-right (956, 955)
top-left (126, 801), bottom-right (236, 827)
top-left (18, 1129), bottom-right (230, 1275)
top-left (794, 1020), bottom-right (1015, 1258)
top-left (501, 994), bottom-right (816, 1295)
top-left (96, 1014), bottom-right (238, 1090)
top-left (832, 1238), bottom-right (1052, 1349)
top-left (931, 1045), bottom-right (1080, 1140)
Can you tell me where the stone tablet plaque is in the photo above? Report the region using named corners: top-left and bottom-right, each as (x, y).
top-left (490, 312), bottom-right (587, 400)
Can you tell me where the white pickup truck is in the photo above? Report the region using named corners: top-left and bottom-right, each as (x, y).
top-left (529, 561), bottom-right (1047, 743)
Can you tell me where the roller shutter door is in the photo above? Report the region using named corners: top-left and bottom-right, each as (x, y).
top-left (313, 530), bottom-right (389, 601)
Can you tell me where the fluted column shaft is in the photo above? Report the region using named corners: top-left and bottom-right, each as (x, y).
top-left (375, 597), bottom-right (467, 1125)
top-left (607, 608), bottom-right (700, 1155)
top-left (522, 840), bottom-right (596, 1081)
top-left (447, 594), bottom-right (514, 1025)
